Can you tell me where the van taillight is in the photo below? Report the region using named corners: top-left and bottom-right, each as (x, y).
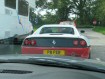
top-left (24, 40), bottom-right (30, 45)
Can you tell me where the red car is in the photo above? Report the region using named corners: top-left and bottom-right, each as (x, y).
top-left (21, 24), bottom-right (91, 59)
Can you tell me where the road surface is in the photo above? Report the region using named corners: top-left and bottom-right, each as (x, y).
top-left (79, 28), bottom-right (105, 61)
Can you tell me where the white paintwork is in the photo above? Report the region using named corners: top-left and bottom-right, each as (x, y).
top-left (34, 24), bottom-right (79, 36)
top-left (27, 34), bottom-right (80, 39)
top-left (0, 0), bottom-right (35, 39)
top-left (27, 24), bottom-right (90, 46)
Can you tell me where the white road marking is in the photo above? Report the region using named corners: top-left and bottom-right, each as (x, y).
top-left (96, 58), bottom-right (101, 61)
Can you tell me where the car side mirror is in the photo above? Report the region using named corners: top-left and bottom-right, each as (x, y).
top-left (80, 30), bottom-right (85, 33)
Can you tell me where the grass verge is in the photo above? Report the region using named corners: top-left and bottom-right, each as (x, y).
top-left (77, 25), bottom-right (93, 28)
top-left (93, 26), bottom-right (105, 35)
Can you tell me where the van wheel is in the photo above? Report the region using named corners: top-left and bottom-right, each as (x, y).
top-left (88, 53), bottom-right (91, 59)
top-left (13, 38), bottom-right (18, 45)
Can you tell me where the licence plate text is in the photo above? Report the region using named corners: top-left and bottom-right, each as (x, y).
top-left (43, 50), bottom-right (65, 56)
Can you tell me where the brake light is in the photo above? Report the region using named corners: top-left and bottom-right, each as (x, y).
top-left (24, 40), bottom-right (30, 45)
top-left (73, 40), bottom-right (79, 46)
top-left (80, 40), bottom-right (86, 46)
top-left (31, 40), bottom-right (36, 46)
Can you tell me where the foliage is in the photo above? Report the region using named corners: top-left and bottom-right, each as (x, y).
top-left (42, 12), bottom-right (59, 24)
top-left (35, 0), bottom-right (105, 26)
top-left (71, 0), bottom-right (95, 25)
top-left (93, 26), bottom-right (105, 35)
top-left (36, 0), bottom-right (74, 21)
top-left (77, 25), bottom-right (93, 28)
top-left (94, 0), bottom-right (105, 26)
top-left (51, 0), bottom-right (73, 21)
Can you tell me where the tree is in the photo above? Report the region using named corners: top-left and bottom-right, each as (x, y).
top-left (50, 0), bottom-right (73, 21)
top-left (42, 12), bottom-right (58, 24)
top-left (72, 0), bottom-right (95, 25)
top-left (94, 0), bottom-right (105, 25)
top-left (36, 0), bottom-right (96, 25)
top-left (36, 0), bottom-right (73, 21)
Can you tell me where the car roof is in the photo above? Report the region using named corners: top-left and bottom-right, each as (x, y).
top-left (41, 24), bottom-right (75, 28)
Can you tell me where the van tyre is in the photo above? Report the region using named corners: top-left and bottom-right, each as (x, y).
top-left (13, 38), bottom-right (18, 45)
top-left (88, 53), bottom-right (91, 59)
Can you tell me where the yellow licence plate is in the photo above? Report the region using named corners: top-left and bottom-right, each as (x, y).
top-left (43, 50), bottom-right (65, 56)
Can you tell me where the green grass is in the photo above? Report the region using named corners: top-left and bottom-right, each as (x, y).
top-left (93, 26), bottom-right (105, 35)
top-left (77, 25), bottom-right (93, 28)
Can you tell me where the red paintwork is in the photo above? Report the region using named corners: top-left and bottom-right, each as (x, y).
top-left (21, 46), bottom-right (90, 59)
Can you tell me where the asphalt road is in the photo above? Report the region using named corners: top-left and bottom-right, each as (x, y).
top-left (0, 45), bottom-right (21, 55)
top-left (78, 28), bottom-right (105, 61)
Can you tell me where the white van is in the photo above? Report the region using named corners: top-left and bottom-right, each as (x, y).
top-left (0, 0), bottom-right (35, 44)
